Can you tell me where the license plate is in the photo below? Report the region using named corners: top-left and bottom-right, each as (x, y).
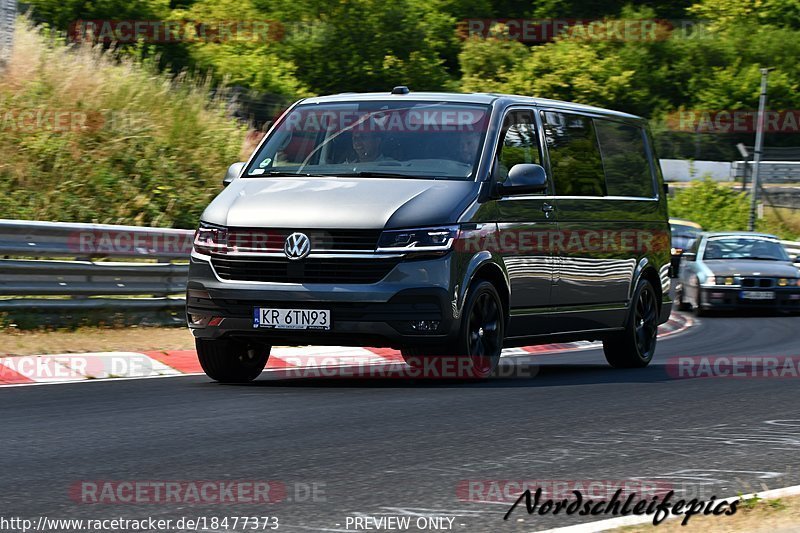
top-left (253, 308), bottom-right (330, 330)
top-left (740, 291), bottom-right (775, 300)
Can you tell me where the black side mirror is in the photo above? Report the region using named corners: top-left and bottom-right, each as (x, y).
top-left (223, 162), bottom-right (246, 187)
top-left (497, 164), bottom-right (548, 196)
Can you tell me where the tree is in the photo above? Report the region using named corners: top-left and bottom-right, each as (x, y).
top-left (267, 0), bottom-right (457, 94)
top-left (669, 179), bottom-right (750, 231)
top-left (688, 0), bottom-right (800, 30)
top-left (166, 0), bottom-right (308, 97)
top-left (459, 27), bottom-right (528, 93)
top-left (26, 0), bottom-right (169, 30)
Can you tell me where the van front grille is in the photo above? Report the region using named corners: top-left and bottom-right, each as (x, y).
top-left (226, 228), bottom-right (381, 252)
top-left (211, 256), bottom-right (400, 284)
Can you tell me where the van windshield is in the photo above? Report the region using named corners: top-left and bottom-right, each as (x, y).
top-left (246, 101), bottom-right (491, 180)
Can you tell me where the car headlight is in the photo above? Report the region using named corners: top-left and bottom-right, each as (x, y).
top-left (714, 275), bottom-right (739, 286)
top-left (377, 226), bottom-right (459, 252)
top-left (778, 278), bottom-right (788, 287)
top-left (193, 223), bottom-right (228, 255)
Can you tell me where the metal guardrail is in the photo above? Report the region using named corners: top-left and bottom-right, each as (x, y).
top-left (0, 219), bottom-right (192, 259)
top-left (0, 0), bottom-right (15, 69)
top-left (0, 219), bottom-right (798, 318)
top-left (0, 219), bottom-right (193, 314)
top-left (732, 161), bottom-right (800, 184)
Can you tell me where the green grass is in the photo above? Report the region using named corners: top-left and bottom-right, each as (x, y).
top-left (0, 20), bottom-right (249, 229)
top-left (759, 206), bottom-right (800, 240)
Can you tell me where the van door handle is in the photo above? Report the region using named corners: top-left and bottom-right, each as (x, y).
top-left (542, 202), bottom-right (555, 218)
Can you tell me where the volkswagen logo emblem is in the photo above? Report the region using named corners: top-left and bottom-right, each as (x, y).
top-left (284, 232), bottom-right (311, 260)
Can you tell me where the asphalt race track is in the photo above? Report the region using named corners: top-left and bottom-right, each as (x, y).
top-left (2, 311), bottom-right (800, 532)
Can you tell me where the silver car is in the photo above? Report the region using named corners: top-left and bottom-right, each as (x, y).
top-left (676, 231), bottom-right (800, 315)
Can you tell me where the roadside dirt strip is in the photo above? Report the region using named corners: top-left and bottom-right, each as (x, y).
top-left (0, 313), bottom-right (691, 386)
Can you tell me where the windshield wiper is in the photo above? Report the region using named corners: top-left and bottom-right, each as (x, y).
top-left (337, 171), bottom-right (432, 179)
top-left (745, 256), bottom-right (781, 261)
top-left (254, 170), bottom-right (328, 177)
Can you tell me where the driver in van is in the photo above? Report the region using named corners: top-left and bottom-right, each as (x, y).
top-left (351, 130), bottom-right (385, 162)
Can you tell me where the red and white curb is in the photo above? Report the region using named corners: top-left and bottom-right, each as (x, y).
top-left (0, 313), bottom-right (692, 387)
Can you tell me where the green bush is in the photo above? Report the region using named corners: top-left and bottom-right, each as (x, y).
top-left (0, 21), bottom-right (248, 228)
top-left (669, 178), bottom-right (750, 231)
top-left (669, 179), bottom-right (800, 240)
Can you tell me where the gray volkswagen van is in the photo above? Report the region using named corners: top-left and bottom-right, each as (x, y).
top-left (187, 88), bottom-right (672, 381)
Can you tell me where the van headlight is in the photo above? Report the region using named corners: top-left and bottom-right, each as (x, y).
top-left (377, 226), bottom-right (459, 252)
top-left (193, 222), bottom-right (228, 255)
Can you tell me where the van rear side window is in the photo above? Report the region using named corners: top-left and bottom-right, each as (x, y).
top-left (594, 119), bottom-right (655, 198)
top-left (541, 111), bottom-right (606, 197)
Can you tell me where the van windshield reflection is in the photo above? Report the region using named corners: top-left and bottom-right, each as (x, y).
top-left (246, 102), bottom-right (491, 181)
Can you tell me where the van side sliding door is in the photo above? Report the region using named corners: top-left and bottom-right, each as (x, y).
top-left (539, 109), bottom-right (662, 330)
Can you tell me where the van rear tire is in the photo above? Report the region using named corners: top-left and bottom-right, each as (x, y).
top-left (196, 338), bottom-right (270, 383)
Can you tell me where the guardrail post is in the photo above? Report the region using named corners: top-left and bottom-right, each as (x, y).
top-left (749, 68), bottom-right (773, 231)
top-left (154, 257), bottom-right (169, 298)
top-left (0, 0), bottom-right (15, 72)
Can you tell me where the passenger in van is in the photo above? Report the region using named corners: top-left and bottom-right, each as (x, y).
top-left (456, 132), bottom-right (482, 165)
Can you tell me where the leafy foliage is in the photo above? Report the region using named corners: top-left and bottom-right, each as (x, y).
top-left (669, 179), bottom-right (750, 231)
top-left (0, 22), bottom-right (247, 228)
top-left (21, 0), bottom-right (800, 117)
top-left (6, 0), bottom-right (800, 234)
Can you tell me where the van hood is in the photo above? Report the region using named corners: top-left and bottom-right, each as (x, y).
top-left (201, 177), bottom-right (478, 229)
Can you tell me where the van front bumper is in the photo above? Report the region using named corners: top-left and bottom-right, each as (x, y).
top-left (186, 254), bottom-right (461, 348)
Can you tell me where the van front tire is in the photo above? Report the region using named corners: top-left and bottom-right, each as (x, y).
top-left (196, 339), bottom-right (270, 383)
top-left (603, 278), bottom-right (659, 368)
top-left (401, 280), bottom-right (504, 379)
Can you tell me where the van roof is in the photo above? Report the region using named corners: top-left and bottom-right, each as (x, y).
top-left (301, 91), bottom-right (643, 121)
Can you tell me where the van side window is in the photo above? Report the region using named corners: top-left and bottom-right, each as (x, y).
top-left (495, 110), bottom-right (541, 184)
top-left (541, 111), bottom-right (606, 197)
top-left (594, 119), bottom-right (655, 198)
